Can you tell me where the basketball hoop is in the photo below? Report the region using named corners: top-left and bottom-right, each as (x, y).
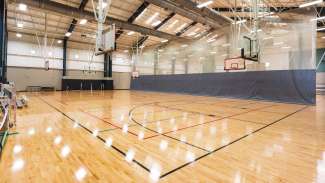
top-left (224, 57), bottom-right (246, 71)
top-left (132, 71), bottom-right (139, 79)
top-left (91, 0), bottom-right (115, 55)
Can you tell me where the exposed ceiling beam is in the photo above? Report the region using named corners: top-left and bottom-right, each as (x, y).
top-left (176, 21), bottom-right (197, 36)
top-left (213, 7), bottom-right (298, 13)
top-left (144, 0), bottom-right (225, 29)
top-left (116, 1), bottom-right (150, 39)
top-left (65, 0), bottom-right (89, 40)
top-left (170, 0), bottom-right (230, 25)
top-left (22, 0), bottom-right (185, 41)
top-left (134, 13), bottom-right (176, 48)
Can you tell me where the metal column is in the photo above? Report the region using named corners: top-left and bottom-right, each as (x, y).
top-left (62, 39), bottom-right (67, 76)
top-left (0, 0), bottom-right (7, 83)
top-left (104, 52), bottom-right (112, 77)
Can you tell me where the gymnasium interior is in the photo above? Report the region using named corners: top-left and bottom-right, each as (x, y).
top-left (0, 0), bottom-right (325, 182)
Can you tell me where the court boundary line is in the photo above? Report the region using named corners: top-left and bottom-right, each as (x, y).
top-left (159, 106), bottom-right (309, 179)
top-left (38, 97), bottom-right (151, 173)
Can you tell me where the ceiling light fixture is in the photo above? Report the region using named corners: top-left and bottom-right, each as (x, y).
top-left (17, 22), bottom-right (24, 28)
top-left (161, 39), bottom-right (168, 43)
top-left (146, 12), bottom-right (159, 25)
top-left (65, 32), bottom-right (72, 37)
top-left (18, 3), bottom-right (27, 11)
top-left (197, 1), bottom-right (213, 8)
top-left (79, 19), bottom-right (88, 25)
top-left (16, 33), bottom-right (22, 38)
top-left (127, 31), bottom-right (135, 36)
top-left (57, 40), bottom-right (62, 44)
top-left (299, 0), bottom-right (323, 8)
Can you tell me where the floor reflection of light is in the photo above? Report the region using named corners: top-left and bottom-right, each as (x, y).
top-left (180, 135), bottom-right (187, 142)
top-left (185, 151), bottom-right (195, 162)
top-left (75, 167), bottom-right (87, 182)
top-left (125, 149), bottom-right (135, 163)
top-left (195, 130), bottom-right (203, 139)
top-left (61, 145), bottom-right (71, 158)
top-left (183, 112), bottom-right (188, 120)
top-left (172, 125), bottom-right (178, 131)
top-left (122, 124), bottom-right (128, 133)
top-left (120, 115), bottom-right (125, 122)
top-left (138, 131), bottom-right (144, 140)
top-left (13, 145), bottom-right (23, 154)
top-left (221, 121), bottom-right (228, 131)
top-left (105, 137), bottom-right (113, 148)
top-left (156, 121), bottom-right (161, 126)
top-left (245, 127), bottom-right (253, 135)
top-left (159, 140), bottom-right (168, 151)
top-left (157, 127), bottom-right (163, 134)
top-left (11, 158), bottom-right (25, 172)
top-left (221, 137), bottom-right (230, 146)
top-left (170, 118), bottom-right (175, 125)
top-left (54, 136), bottom-right (62, 145)
top-left (199, 115), bottom-right (205, 124)
top-left (92, 129), bottom-right (99, 137)
top-left (28, 128), bottom-right (35, 136)
top-left (317, 152), bottom-right (325, 183)
top-left (73, 122), bottom-right (79, 129)
top-left (149, 163), bottom-right (161, 182)
top-left (46, 127), bottom-right (53, 133)
top-left (209, 126), bottom-right (217, 135)
top-left (234, 171), bottom-right (241, 183)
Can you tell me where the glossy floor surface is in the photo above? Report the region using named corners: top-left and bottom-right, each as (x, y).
top-left (0, 91), bottom-right (324, 182)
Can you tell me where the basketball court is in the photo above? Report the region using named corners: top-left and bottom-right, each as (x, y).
top-left (0, 0), bottom-right (325, 182)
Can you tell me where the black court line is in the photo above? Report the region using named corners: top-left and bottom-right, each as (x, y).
top-left (128, 101), bottom-right (279, 153)
top-left (38, 97), bottom-right (151, 173)
top-left (159, 106), bottom-right (309, 179)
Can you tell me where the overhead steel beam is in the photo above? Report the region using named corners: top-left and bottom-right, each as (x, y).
top-left (176, 21), bottom-right (197, 36)
top-left (65, 0), bottom-right (89, 40)
top-left (171, 0), bottom-right (230, 25)
top-left (144, 0), bottom-right (229, 29)
top-left (134, 13), bottom-right (176, 48)
top-left (116, 2), bottom-right (150, 39)
top-left (22, 0), bottom-right (184, 41)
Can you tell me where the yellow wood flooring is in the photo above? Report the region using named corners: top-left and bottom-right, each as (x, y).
top-left (0, 91), bottom-right (324, 182)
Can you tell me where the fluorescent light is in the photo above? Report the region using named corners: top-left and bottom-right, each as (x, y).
top-left (74, 54), bottom-right (79, 59)
top-left (263, 36), bottom-right (273, 40)
top-left (273, 42), bottom-right (284, 46)
top-left (16, 33), bottom-right (22, 38)
top-left (146, 12), bottom-right (159, 25)
top-left (175, 23), bottom-right (187, 32)
top-left (207, 38), bottom-right (216, 43)
top-left (299, 0), bottom-right (323, 8)
top-left (310, 16), bottom-right (325, 21)
top-left (322, 36), bottom-right (325, 39)
top-left (127, 31), bottom-right (135, 36)
top-left (17, 22), bottom-right (24, 28)
top-left (31, 50), bottom-right (36, 54)
top-left (197, 1), bottom-right (213, 8)
top-left (161, 39), bottom-right (168, 43)
top-left (124, 50), bottom-right (129, 53)
top-left (48, 52), bottom-right (52, 56)
top-left (317, 27), bottom-right (325, 31)
top-left (57, 40), bottom-right (62, 44)
top-left (18, 3), bottom-right (27, 11)
top-left (152, 20), bottom-right (161, 27)
top-left (167, 20), bottom-right (178, 29)
top-left (65, 32), bottom-right (72, 37)
top-left (281, 46), bottom-right (291, 49)
top-left (181, 44), bottom-right (188, 48)
top-left (233, 19), bottom-right (247, 24)
top-left (79, 19), bottom-right (87, 25)
top-left (187, 32), bottom-right (196, 36)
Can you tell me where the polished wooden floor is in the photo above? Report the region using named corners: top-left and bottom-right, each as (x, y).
top-left (0, 90), bottom-right (324, 182)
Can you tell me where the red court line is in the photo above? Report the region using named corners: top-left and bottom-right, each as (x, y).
top-left (78, 109), bottom-right (139, 137)
top-left (143, 103), bottom-right (278, 139)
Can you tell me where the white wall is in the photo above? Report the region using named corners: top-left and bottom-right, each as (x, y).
top-left (7, 40), bottom-right (132, 90)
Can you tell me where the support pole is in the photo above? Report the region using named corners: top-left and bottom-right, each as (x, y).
top-left (62, 39), bottom-right (67, 76)
top-left (0, 0), bottom-right (7, 83)
top-left (104, 52), bottom-right (112, 77)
